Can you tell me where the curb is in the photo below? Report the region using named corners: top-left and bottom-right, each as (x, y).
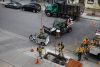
top-left (81, 13), bottom-right (100, 21)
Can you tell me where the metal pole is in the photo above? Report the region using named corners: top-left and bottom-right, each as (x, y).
top-left (40, 0), bottom-right (44, 31)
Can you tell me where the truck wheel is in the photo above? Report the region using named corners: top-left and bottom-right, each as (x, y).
top-left (67, 27), bottom-right (72, 33)
top-left (46, 12), bottom-right (51, 17)
top-left (40, 42), bottom-right (45, 46)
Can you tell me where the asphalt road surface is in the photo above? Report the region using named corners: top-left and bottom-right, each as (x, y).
top-left (0, 4), bottom-right (100, 49)
top-left (0, 4), bottom-right (100, 67)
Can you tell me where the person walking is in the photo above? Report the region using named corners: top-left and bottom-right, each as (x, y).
top-left (81, 37), bottom-right (90, 50)
top-left (37, 45), bottom-right (44, 59)
top-left (58, 42), bottom-right (64, 56)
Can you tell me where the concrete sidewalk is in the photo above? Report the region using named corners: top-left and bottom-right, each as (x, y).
top-left (0, 28), bottom-right (99, 67)
top-left (81, 13), bottom-right (100, 21)
top-left (0, 46), bottom-right (99, 67)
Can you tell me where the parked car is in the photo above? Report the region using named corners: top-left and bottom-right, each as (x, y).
top-left (21, 3), bottom-right (41, 13)
top-left (5, 2), bottom-right (22, 9)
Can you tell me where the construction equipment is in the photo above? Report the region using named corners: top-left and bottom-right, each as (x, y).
top-left (88, 29), bottom-right (100, 59)
top-left (45, 1), bottom-right (84, 20)
top-left (44, 52), bottom-right (82, 67)
top-left (43, 19), bottom-right (73, 36)
top-left (29, 32), bottom-right (50, 46)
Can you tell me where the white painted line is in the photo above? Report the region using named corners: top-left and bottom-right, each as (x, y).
top-left (0, 28), bottom-right (28, 40)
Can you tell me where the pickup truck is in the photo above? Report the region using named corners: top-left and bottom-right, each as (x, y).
top-left (29, 33), bottom-right (50, 46)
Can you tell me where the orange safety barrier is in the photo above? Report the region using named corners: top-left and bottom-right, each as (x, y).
top-left (66, 59), bottom-right (82, 67)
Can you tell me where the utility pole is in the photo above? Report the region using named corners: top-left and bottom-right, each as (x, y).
top-left (92, 0), bottom-right (96, 15)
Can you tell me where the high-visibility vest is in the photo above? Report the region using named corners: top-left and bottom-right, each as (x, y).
top-left (37, 47), bottom-right (43, 53)
top-left (76, 47), bottom-right (85, 53)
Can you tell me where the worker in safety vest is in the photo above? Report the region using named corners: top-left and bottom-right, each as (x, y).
top-left (58, 42), bottom-right (64, 56)
top-left (92, 39), bottom-right (97, 45)
top-left (82, 37), bottom-right (90, 50)
top-left (76, 46), bottom-right (85, 61)
top-left (37, 45), bottom-right (44, 59)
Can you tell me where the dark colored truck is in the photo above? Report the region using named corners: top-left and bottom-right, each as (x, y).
top-left (45, 1), bottom-right (84, 20)
top-left (43, 19), bottom-right (73, 36)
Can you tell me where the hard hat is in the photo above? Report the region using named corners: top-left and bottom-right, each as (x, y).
top-left (84, 36), bottom-right (88, 40)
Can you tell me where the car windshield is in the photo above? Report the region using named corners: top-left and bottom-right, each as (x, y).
top-left (8, 3), bottom-right (13, 5)
top-left (27, 3), bottom-right (35, 6)
top-left (53, 19), bottom-right (66, 29)
top-left (37, 33), bottom-right (48, 39)
top-left (16, 3), bottom-right (21, 5)
top-left (12, 2), bottom-right (21, 6)
top-left (29, 3), bottom-right (35, 5)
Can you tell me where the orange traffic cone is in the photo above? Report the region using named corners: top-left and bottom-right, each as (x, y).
top-left (35, 58), bottom-right (41, 64)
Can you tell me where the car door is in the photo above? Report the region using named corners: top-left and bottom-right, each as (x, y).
top-left (26, 4), bottom-right (33, 11)
top-left (30, 4), bottom-right (35, 11)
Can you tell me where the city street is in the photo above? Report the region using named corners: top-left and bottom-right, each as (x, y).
top-left (0, 3), bottom-right (100, 67)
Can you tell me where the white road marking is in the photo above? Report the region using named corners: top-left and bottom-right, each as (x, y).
top-left (0, 28), bottom-right (28, 41)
